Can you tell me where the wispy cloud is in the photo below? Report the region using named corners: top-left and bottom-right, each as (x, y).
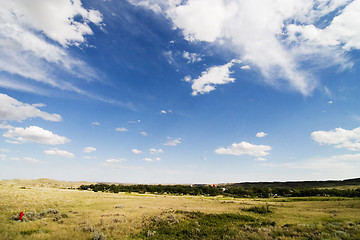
top-left (131, 0), bottom-right (360, 95)
top-left (262, 154), bottom-right (360, 174)
top-left (0, 93), bottom-right (62, 122)
top-left (0, 0), bottom-right (137, 109)
top-left (22, 157), bottom-right (44, 164)
top-left (0, 0), bottom-right (103, 94)
top-left (140, 131), bottom-right (148, 136)
top-left (105, 158), bottom-right (126, 164)
top-left (44, 148), bottom-right (74, 158)
top-left (83, 146), bottom-right (96, 153)
top-left (115, 127), bottom-right (128, 132)
top-left (143, 157), bottom-right (161, 162)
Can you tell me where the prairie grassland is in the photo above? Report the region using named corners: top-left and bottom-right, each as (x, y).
top-left (1, 179), bottom-right (360, 239)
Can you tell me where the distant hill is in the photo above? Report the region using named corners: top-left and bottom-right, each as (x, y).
top-left (223, 177), bottom-right (360, 189)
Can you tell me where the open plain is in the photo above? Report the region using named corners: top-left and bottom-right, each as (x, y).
top-left (1, 179), bottom-right (360, 239)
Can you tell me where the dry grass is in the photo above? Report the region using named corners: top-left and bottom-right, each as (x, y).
top-left (1, 179), bottom-right (360, 239)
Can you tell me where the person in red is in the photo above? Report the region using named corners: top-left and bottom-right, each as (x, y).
top-left (19, 212), bottom-right (24, 221)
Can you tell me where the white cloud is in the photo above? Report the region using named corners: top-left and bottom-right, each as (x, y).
top-left (0, 93), bottom-right (62, 122)
top-left (3, 126), bottom-right (70, 145)
top-left (0, 154), bottom-right (6, 161)
top-left (241, 65), bottom-right (251, 70)
top-left (83, 146), bottom-right (96, 153)
top-left (23, 157), bottom-right (43, 164)
top-left (164, 137), bottom-right (183, 146)
top-left (92, 121), bottom-right (100, 126)
top-left (215, 141), bottom-right (271, 157)
top-left (143, 157), bottom-right (161, 162)
top-left (190, 59), bottom-right (240, 96)
top-left (44, 148), bottom-right (74, 158)
top-left (0, 122), bottom-right (13, 129)
top-left (0, 148), bottom-right (9, 152)
top-left (255, 157), bottom-right (267, 161)
top-left (115, 127), bottom-right (128, 132)
top-left (0, 0), bottom-right (103, 96)
top-left (2, 0), bottom-right (103, 47)
top-left (183, 51), bottom-right (202, 63)
top-left (132, 149), bottom-right (142, 154)
top-left (161, 109), bottom-right (172, 114)
top-left (256, 132), bottom-right (268, 138)
top-left (5, 140), bottom-right (21, 144)
top-left (287, 1), bottom-right (360, 51)
top-left (150, 148), bottom-right (164, 154)
top-left (132, 0), bottom-right (360, 95)
top-left (311, 127), bottom-right (360, 151)
top-left (140, 131), bottom-right (148, 136)
top-left (128, 0), bottom-right (163, 14)
top-left (184, 75), bottom-right (192, 82)
top-left (105, 158), bottom-right (126, 163)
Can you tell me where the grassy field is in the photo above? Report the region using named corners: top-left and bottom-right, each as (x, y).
top-left (1, 179), bottom-right (360, 239)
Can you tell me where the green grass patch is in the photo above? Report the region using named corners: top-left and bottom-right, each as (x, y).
top-left (243, 205), bottom-right (272, 214)
top-left (137, 211), bottom-right (275, 239)
top-left (20, 229), bottom-right (49, 235)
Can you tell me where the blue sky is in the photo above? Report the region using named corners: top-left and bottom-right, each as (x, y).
top-left (1, 0), bottom-right (360, 183)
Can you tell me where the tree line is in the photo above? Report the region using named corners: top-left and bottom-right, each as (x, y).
top-left (78, 183), bottom-right (360, 198)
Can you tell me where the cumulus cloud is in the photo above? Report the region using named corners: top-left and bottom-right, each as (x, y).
top-left (183, 51), bottom-right (202, 63)
top-left (311, 127), bottom-right (360, 151)
top-left (3, 126), bottom-right (70, 145)
top-left (0, 93), bottom-right (62, 122)
top-left (164, 137), bottom-right (183, 146)
top-left (190, 60), bottom-right (239, 96)
top-left (215, 141), bottom-right (271, 157)
top-left (115, 127), bottom-right (128, 132)
top-left (0, 0), bottom-right (102, 95)
top-left (132, 149), bottom-right (142, 154)
top-left (143, 157), bottom-right (161, 162)
top-left (131, 0), bottom-right (360, 95)
top-left (44, 148), bottom-right (74, 158)
top-left (256, 132), bottom-right (267, 138)
top-left (150, 148), bottom-right (164, 154)
top-left (83, 146), bottom-right (96, 153)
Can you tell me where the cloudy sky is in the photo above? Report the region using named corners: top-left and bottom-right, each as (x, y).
top-left (1, 0), bottom-right (360, 183)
